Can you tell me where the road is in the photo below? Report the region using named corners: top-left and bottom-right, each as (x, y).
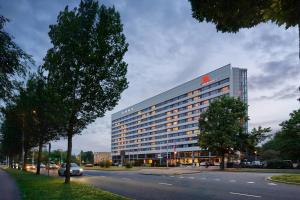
top-left (66, 170), bottom-right (300, 200)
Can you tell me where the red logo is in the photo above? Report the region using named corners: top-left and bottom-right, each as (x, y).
top-left (201, 74), bottom-right (211, 84)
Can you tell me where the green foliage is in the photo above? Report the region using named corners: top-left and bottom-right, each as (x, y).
top-left (245, 126), bottom-right (271, 153)
top-left (80, 151), bottom-right (94, 164)
top-left (189, 0), bottom-right (300, 58)
top-left (189, 0), bottom-right (300, 31)
top-left (125, 163), bottom-right (132, 168)
top-left (42, 0), bottom-right (128, 183)
top-left (261, 149), bottom-right (280, 161)
top-left (265, 159), bottom-right (293, 169)
top-left (263, 109), bottom-right (300, 161)
top-left (198, 96), bottom-right (248, 169)
top-left (0, 15), bottom-right (33, 102)
top-left (99, 160), bottom-right (111, 168)
top-left (0, 106), bottom-right (22, 158)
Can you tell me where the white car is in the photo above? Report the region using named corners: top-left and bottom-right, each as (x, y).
top-left (58, 163), bottom-right (83, 176)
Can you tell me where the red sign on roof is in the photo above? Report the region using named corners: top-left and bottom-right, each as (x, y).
top-left (201, 74), bottom-right (211, 85)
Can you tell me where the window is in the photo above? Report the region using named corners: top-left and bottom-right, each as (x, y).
top-left (173, 127), bottom-right (179, 131)
top-left (221, 86), bottom-right (229, 92)
top-left (173, 121), bottom-right (178, 125)
top-left (187, 105), bottom-right (193, 109)
top-left (186, 131), bottom-right (193, 135)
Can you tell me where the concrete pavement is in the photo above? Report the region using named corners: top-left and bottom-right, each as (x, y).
top-left (0, 168), bottom-right (21, 200)
top-left (73, 170), bottom-right (300, 200)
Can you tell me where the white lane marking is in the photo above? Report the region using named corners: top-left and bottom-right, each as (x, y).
top-left (170, 176), bottom-right (175, 178)
top-left (99, 175), bottom-right (106, 178)
top-left (199, 177), bottom-right (207, 180)
top-left (214, 178), bottom-right (221, 181)
top-left (179, 176), bottom-right (184, 179)
top-left (229, 180), bottom-right (236, 183)
top-left (188, 177), bottom-right (195, 179)
top-left (247, 181), bottom-right (255, 184)
top-left (121, 177), bottom-right (131, 180)
top-left (268, 183), bottom-right (277, 186)
top-left (159, 182), bottom-right (173, 186)
top-left (230, 192), bottom-right (261, 198)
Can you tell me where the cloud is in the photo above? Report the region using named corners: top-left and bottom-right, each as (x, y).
top-left (251, 85), bottom-right (299, 101)
top-left (2, 0), bottom-right (299, 154)
top-left (249, 53), bottom-right (300, 90)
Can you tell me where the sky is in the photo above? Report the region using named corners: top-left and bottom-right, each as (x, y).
top-left (1, 0), bottom-right (299, 154)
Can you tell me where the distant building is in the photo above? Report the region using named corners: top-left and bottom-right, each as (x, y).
top-left (111, 64), bottom-right (247, 166)
top-left (94, 152), bottom-right (112, 164)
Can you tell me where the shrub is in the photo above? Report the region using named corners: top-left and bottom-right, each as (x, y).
top-left (105, 161), bottom-right (111, 168)
top-left (99, 161), bottom-right (105, 168)
top-left (266, 160), bottom-right (293, 169)
top-left (125, 163), bottom-right (132, 168)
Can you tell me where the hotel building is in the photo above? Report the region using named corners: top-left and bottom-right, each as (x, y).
top-left (111, 64), bottom-right (247, 166)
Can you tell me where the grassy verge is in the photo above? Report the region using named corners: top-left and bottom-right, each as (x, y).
top-left (225, 168), bottom-right (300, 174)
top-left (271, 174), bottom-right (300, 185)
top-left (5, 168), bottom-right (130, 200)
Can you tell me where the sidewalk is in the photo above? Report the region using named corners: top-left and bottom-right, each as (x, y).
top-left (0, 168), bottom-right (21, 200)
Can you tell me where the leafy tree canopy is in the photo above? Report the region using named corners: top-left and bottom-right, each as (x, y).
top-left (43, 0), bottom-right (128, 183)
top-left (198, 96), bottom-right (248, 169)
top-left (189, 0), bottom-right (300, 58)
top-left (0, 15), bottom-right (33, 102)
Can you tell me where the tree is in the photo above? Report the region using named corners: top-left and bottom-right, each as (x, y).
top-left (0, 15), bottom-right (33, 102)
top-left (80, 151), bottom-right (94, 164)
top-left (24, 72), bottom-right (66, 174)
top-left (198, 96), bottom-right (248, 170)
top-left (189, 0), bottom-right (300, 59)
top-left (43, 0), bottom-right (128, 183)
top-left (262, 109), bottom-right (300, 161)
top-left (0, 105), bottom-right (22, 166)
top-left (245, 126), bottom-right (271, 154)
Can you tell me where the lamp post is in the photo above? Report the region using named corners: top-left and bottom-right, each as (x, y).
top-left (166, 133), bottom-right (169, 168)
top-left (17, 113), bottom-right (25, 171)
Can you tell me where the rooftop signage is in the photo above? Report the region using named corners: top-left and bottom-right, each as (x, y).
top-left (200, 74), bottom-right (211, 85)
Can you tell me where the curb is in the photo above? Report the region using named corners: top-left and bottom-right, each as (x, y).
top-left (266, 176), bottom-right (300, 185)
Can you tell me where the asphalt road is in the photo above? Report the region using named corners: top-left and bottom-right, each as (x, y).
top-left (69, 170), bottom-right (300, 200)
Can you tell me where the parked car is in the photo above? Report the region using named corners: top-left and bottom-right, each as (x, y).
top-left (58, 163), bottom-right (83, 176)
top-left (40, 163), bottom-right (46, 168)
top-left (47, 163), bottom-right (59, 169)
top-left (25, 164), bottom-right (36, 170)
top-left (85, 163), bottom-right (94, 167)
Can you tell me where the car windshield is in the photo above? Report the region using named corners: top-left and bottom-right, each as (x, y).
top-left (61, 163), bottom-right (79, 168)
top-left (71, 163), bottom-right (78, 167)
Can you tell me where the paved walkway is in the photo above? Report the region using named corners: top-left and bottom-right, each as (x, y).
top-left (0, 168), bottom-right (21, 200)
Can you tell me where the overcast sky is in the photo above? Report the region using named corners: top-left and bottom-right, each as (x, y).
top-left (1, 0), bottom-right (299, 154)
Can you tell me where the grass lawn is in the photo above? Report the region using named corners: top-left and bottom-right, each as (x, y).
top-left (6, 169), bottom-right (130, 200)
top-left (225, 168), bottom-right (300, 174)
top-left (271, 174), bottom-right (300, 184)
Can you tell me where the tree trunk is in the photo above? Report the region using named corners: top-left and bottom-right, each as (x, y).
top-left (22, 150), bottom-right (27, 171)
top-left (65, 127), bottom-right (73, 184)
top-left (220, 152), bottom-right (225, 170)
top-left (36, 140), bottom-right (43, 175)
